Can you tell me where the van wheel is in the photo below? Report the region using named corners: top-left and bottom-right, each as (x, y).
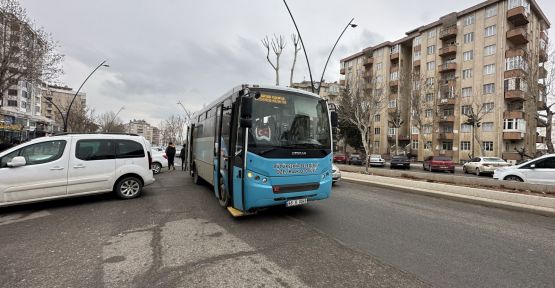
top-left (115, 176), bottom-right (143, 199)
top-left (152, 162), bottom-right (162, 174)
top-left (193, 165), bottom-right (201, 185)
top-left (218, 176), bottom-right (230, 207)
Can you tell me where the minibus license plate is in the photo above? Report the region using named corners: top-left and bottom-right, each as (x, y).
top-left (286, 198), bottom-right (307, 207)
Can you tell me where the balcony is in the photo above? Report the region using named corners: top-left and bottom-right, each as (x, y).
top-left (504, 90), bottom-right (526, 101)
top-left (363, 57), bottom-right (374, 67)
top-left (503, 132), bottom-right (525, 140)
top-left (413, 44), bottom-right (421, 52)
top-left (413, 60), bottom-right (421, 67)
top-left (340, 68), bottom-right (345, 75)
top-left (507, 6), bottom-right (529, 26)
top-left (438, 133), bottom-right (454, 140)
top-left (387, 107), bottom-right (397, 114)
top-left (540, 31), bottom-right (548, 42)
top-left (390, 52), bottom-right (399, 61)
top-left (439, 26), bottom-right (457, 40)
top-left (502, 152), bottom-right (521, 161)
top-left (438, 62), bottom-right (457, 73)
top-left (363, 71), bottom-right (373, 79)
top-left (339, 79), bottom-right (345, 86)
top-left (438, 97), bottom-right (456, 106)
top-left (503, 111), bottom-right (525, 119)
top-left (506, 27), bottom-right (529, 45)
top-left (439, 45), bottom-right (457, 57)
top-left (504, 68), bottom-right (527, 78)
top-left (539, 48), bottom-right (548, 62)
top-left (505, 48), bottom-right (527, 59)
top-left (389, 80), bottom-right (399, 87)
top-left (438, 115), bottom-right (455, 122)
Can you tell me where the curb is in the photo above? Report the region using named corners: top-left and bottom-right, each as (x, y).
top-left (342, 176), bottom-right (555, 218)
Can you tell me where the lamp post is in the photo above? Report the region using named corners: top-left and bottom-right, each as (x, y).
top-left (106, 106), bottom-right (125, 132)
top-left (64, 60), bottom-right (109, 132)
top-left (316, 18), bottom-right (357, 95)
top-left (282, 0), bottom-right (356, 95)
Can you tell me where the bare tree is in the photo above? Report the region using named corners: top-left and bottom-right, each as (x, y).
top-left (529, 45), bottom-right (555, 154)
top-left (97, 111), bottom-right (125, 133)
top-left (262, 35), bottom-right (286, 86)
top-left (409, 72), bottom-right (435, 159)
top-left (0, 0), bottom-right (63, 104)
top-left (338, 76), bottom-right (385, 172)
top-left (160, 114), bottom-right (186, 145)
top-left (67, 106), bottom-right (97, 133)
top-left (289, 34), bottom-right (301, 86)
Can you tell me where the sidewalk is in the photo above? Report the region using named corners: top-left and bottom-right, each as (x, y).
top-left (341, 171), bottom-right (555, 217)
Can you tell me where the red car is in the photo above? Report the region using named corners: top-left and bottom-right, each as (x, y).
top-left (333, 153), bottom-right (347, 164)
top-left (423, 156), bottom-right (455, 173)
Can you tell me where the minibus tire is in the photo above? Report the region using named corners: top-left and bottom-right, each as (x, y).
top-left (218, 176), bottom-right (230, 207)
top-left (193, 165), bottom-right (201, 185)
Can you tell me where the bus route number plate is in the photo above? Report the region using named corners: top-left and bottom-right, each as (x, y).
top-left (286, 198), bottom-right (307, 207)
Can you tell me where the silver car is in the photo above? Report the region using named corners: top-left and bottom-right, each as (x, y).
top-left (332, 164), bottom-right (341, 185)
top-left (368, 154), bottom-right (385, 167)
top-left (463, 157), bottom-right (510, 175)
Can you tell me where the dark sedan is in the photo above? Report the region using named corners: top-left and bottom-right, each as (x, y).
top-left (348, 155), bottom-right (364, 166)
top-left (390, 155), bottom-right (410, 169)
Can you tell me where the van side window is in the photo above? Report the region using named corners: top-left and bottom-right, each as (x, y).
top-left (116, 140), bottom-right (145, 158)
top-left (0, 140), bottom-right (66, 168)
top-left (76, 140), bottom-right (115, 161)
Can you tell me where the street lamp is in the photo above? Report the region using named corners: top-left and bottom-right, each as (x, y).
top-left (64, 60), bottom-right (109, 132)
top-left (106, 106), bottom-right (125, 132)
top-left (316, 19), bottom-right (357, 95)
top-left (282, 0), bottom-right (356, 95)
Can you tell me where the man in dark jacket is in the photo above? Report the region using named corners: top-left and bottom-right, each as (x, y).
top-left (165, 142), bottom-right (176, 170)
top-left (179, 144), bottom-right (187, 171)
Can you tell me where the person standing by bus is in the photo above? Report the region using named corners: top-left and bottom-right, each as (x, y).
top-left (165, 142), bottom-right (176, 170)
top-left (179, 143), bottom-right (187, 171)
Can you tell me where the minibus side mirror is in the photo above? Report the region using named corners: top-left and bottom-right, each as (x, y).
top-left (240, 96), bottom-right (253, 128)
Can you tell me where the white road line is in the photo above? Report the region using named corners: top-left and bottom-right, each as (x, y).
top-left (0, 210), bottom-right (51, 226)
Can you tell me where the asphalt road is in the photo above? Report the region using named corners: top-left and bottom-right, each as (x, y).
top-left (337, 163), bottom-right (488, 179)
top-left (1, 170), bottom-right (553, 287)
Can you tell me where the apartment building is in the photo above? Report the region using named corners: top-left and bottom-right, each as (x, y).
top-left (340, 0), bottom-right (549, 163)
top-left (291, 81), bottom-right (342, 103)
top-left (41, 85), bottom-right (87, 133)
top-left (126, 120), bottom-right (162, 146)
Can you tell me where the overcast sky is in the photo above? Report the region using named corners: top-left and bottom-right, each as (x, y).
top-left (20, 0), bottom-right (555, 126)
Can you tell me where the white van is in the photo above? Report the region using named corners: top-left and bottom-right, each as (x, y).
top-left (0, 133), bottom-right (155, 207)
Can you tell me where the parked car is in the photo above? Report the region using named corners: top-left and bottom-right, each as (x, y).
top-left (332, 164), bottom-right (341, 185)
top-left (390, 155), bottom-right (410, 169)
top-left (151, 151), bottom-right (168, 174)
top-left (493, 154), bottom-right (555, 184)
top-left (333, 153), bottom-right (347, 164)
top-left (368, 154), bottom-right (385, 167)
top-left (175, 144), bottom-right (183, 157)
top-left (463, 157), bottom-right (510, 176)
top-left (0, 133), bottom-right (156, 207)
top-left (348, 154), bottom-right (365, 166)
top-left (423, 156), bottom-right (455, 173)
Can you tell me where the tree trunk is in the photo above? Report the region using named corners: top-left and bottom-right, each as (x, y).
top-left (360, 128), bottom-right (370, 173)
top-left (275, 54), bottom-right (280, 86)
top-left (290, 50), bottom-right (297, 87)
top-left (395, 134), bottom-right (399, 156)
top-left (546, 110), bottom-right (554, 154)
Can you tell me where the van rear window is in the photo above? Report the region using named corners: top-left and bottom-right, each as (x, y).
top-left (116, 140), bottom-right (145, 158)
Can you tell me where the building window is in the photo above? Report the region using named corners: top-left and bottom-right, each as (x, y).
top-left (461, 105), bottom-right (472, 116)
top-left (425, 141), bottom-right (432, 150)
top-left (484, 64), bottom-right (495, 75)
top-left (427, 45), bottom-right (435, 55)
top-left (375, 75), bottom-right (383, 83)
top-left (461, 124), bottom-right (472, 133)
top-left (442, 141), bottom-right (453, 150)
top-left (503, 118), bottom-right (526, 131)
top-left (484, 44), bottom-right (496, 56)
top-left (463, 69), bottom-right (473, 79)
top-left (414, 50), bottom-right (421, 60)
top-left (390, 71), bottom-right (399, 81)
top-left (426, 93), bottom-right (434, 102)
top-left (411, 140), bottom-right (418, 150)
top-left (482, 122), bottom-right (495, 132)
top-left (483, 141), bottom-right (494, 152)
top-left (388, 127), bottom-right (397, 136)
top-left (376, 63), bottom-right (383, 70)
top-left (425, 109), bottom-right (433, 118)
top-left (464, 14), bottom-right (475, 26)
top-left (508, 0), bottom-right (530, 12)
top-left (463, 50), bottom-right (474, 61)
top-left (389, 99), bottom-right (397, 108)
top-left (426, 61), bottom-right (435, 71)
top-left (374, 127), bottom-right (381, 134)
top-left (426, 77), bottom-right (434, 86)
top-left (505, 56), bottom-right (528, 71)
top-left (462, 87), bottom-right (473, 97)
top-left (484, 25), bottom-right (496, 37)
top-left (391, 44), bottom-right (400, 54)
top-left (463, 32), bottom-right (474, 44)
top-left (7, 89), bottom-right (18, 96)
top-left (375, 114), bottom-right (381, 122)
top-left (482, 102), bottom-right (494, 113)
top-left (460, 141), bottom-right (471, 150)
top-left (414, 36), bottom-right (421, 45)
top-left (485, 4), bottom-right (498, 17)
top-left (483, 83), bottom-right (495, 94)
top-left (504, 77), bottom-right (527, 92)
top-left (428, 29), bottom-right (436, 38)
top-left (7, 100), bottom-right (17, 106)
top-left (412, 126), bottom-right (419, 134)
top-left (423, 125), bottom-right (432, 134)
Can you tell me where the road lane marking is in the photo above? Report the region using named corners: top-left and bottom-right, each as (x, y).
top-left (0, 210), bottom-right (51, 226)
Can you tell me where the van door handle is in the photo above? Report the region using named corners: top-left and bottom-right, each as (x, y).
top-left (73, 164), bottom-right (86, 169)
top-left (50, 166), bottom-right (65, 171)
